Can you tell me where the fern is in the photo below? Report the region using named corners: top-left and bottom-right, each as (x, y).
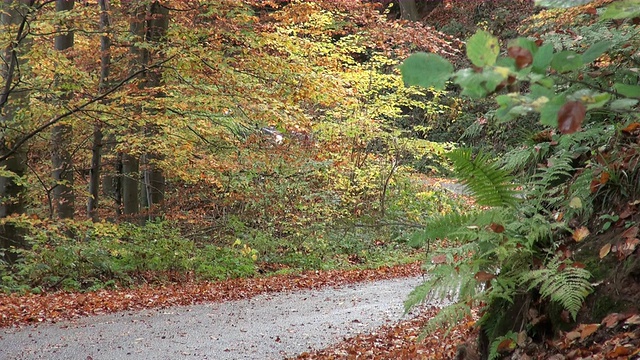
top-left (520, 257), bottom-right (592, 320)
top-left (447, 148), bottom-right (519, 207)
top-left (418, 302), bottom-right (473, 339)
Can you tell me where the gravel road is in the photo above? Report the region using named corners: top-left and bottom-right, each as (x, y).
top-left (0, 276), bottom-right (423, 360)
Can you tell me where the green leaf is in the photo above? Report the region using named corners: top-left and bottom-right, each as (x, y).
top-left (400, 52), bottom-right (454, 90)
top-left (532, 43), bottom-right (554, 73)
top-left (614, 83), bottom-right (640, 98)
top-left (601, 0), bottom-right (640, 19)
top-left (582, 40), bottom-right (613, 64)
top-left (508, 38), bottom-right (538, 56)
top-left (610, 98), bottom-right (639, 110)
top-left (454, 68), bottom-right (508, 98)
top-left (540, 95), bottom-right (567, 127)
top-left (535, 0), bottom-right (595, 8)
top-left (466, 30), bottom-right (500, 67)
top-left (551, 51), bottom-right (584, 73)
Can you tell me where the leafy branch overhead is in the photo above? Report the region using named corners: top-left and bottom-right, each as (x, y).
top-left (400, 3), bottom-right (640, 135)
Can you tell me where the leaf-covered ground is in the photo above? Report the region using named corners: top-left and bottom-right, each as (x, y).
top-left (0, 263), bottom-right (421, 329)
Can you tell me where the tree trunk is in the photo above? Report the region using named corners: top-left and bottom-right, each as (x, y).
top-left (0, 0), bottom-right (34, 263)
top-left (87, 0), bottom-right (112, 221)
top-left (122, 153), bottom-right (139, 215)
top-left (51, 0), bottom-right (75, 219)
top-left (399, 0), bottom-right (420, 21)
top-left (141, 1), bottom-right (168, 220)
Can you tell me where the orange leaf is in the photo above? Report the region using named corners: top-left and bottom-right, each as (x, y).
top-left (565, 331), bottom-right (581, 341)
top-left (621, 122), bottom-right (640, 134)
top-left (602, 313), bottom-right (620, 328)
top-left (579, 323), bottom-right (599, 340)
top-left (572, 226), bottom-right (590, 242)
top-left (599, 243), bottom-right (611, 259)
top-left (557, 101), bottom-right (586, 134)
top-left (496, 338), bottom-right (516, 353)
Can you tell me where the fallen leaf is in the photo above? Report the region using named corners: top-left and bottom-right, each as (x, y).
top-left (579, 323), bottom-right (600, 340)
top-left (621, 122), bottom-right (640, 134)
top-left (431, 254), bottom-right (447, 264)
top-left (572, 226), bottom-right (590, 242)
top-left (625, 314), bottom-right (640, 325)
top-left (566, 331), bottom-right (581, 341)
top-left (618, 238), bottom-right (640, 259)
top-left (474, 271), bottom-right (496, 282)
top-left (602, 313), bottom-right (620, 328)
top-left (620, 226), bottom-right (639, 240)
top-left (599, 243), bottom-right (611, 258)
top-left (497, 338), bottom-right (516, 353)
top-left (572, 262), bottom-right (586, 269)
top-left (557, 101), bottom-right (586, 134)
top-left (489, 223), bottom-right (505, 233)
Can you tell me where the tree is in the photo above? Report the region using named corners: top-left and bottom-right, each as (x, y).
top-left (0, 0), bottom-right (34, 263)
top-left (398, 0), bottom-right (442, 21)
top-left (51, 0), bottom-right (75, 219)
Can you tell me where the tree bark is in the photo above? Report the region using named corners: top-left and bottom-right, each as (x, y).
top-left (399, 0), bottom-right (420, 21)
top-left (141, 1), bottom-right (168, 219)
top-left (51, 0), bottom-right (75, 219)
top-left (87, 0), bottom-right (111, 221)
top-left (0, 0), bottom-right (34, 263)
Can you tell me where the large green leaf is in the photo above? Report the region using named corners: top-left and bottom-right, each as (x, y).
top-left (614, 83), bottom-right (640, 99)
top-left (582, 40), bottom-right (613, 64)
top-left (466, 30), bottom-right (500, 67)
top-left (400, 52), bottom-right (454, 90)
top-left (551, 51), bottom-right (583, 73)
top-left (454, 67), bottom-right (508, 99)
top-left (539, 95), bottom-right (567, 127)
top-left (532, 43), bottom-right (554, 74)
top-left (601, 0), bottom-right (640, 19)
top-left (535, 0), bottom-right (595, 8)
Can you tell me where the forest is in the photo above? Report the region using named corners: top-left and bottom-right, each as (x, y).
top-left (1, 0), bottom-right (639, 359)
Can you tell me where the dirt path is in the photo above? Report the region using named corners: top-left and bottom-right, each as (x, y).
top-left (0, 276), bottom-right (422, 360)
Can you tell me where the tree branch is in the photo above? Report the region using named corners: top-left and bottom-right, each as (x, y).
top-left (0, 55), bottom-right (176, 162)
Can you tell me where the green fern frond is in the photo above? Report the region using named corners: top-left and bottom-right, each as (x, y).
top-left (447, 148), bottom-right (519, 207)
top-left (419, 302), bottom-right (472, 339)
top-left (502, 146), bottom-right (536, 173)
top-left (488, 331), bottom-right (517, 360)
top-left (409, 211), bottom-right (478, 248)
top-left (520, 258), bottom-right (592, 320)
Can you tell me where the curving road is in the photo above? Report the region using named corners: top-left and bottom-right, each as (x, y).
top-left (0, 276), bottom-right (423, 360)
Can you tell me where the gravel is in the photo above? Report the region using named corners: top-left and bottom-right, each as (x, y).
top-left (0, 276), bottom-right (423, 360)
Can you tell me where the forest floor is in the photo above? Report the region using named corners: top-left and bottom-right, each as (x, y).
top-left (0, 263), bottom-right (474, 360)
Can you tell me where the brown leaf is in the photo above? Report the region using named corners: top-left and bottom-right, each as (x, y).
top-left (507, 46), bottom-right (533, 69)
top-left (599, 243), bottom-right (611, 259)
top-left (579, 323), bottom-right (600, 340)
top-left (557, 101), bottom-right (586, 134)
top-left (572, 262), bottom-right (586, 269)
top-left (602, 313), bottom-right (620, 328)
top-left (619, 238), bottom-right (640, 258)
top-left (489, 223), bottom-right (505, 233)
top-left (474, 271), bottom-right (496, 282)
top-left (625, 314), bottom-right (640, 325)
top-left (572, 226), bottom-right (590, 242)
top-left (620, 226), bottom-right (638, 240)
top-left (431, 254), bottom-right (447, 264)
top-left (565, 331), bottom-right (581, 341)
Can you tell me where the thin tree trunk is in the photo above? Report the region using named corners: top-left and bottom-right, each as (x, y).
top-left (0, 0), bottom-right (34, 263)
top-left (51, 0), bottom-right (75, 219)
top-left (122, 153), bottom-right (139, 215)
top-left (88, 0), bottom-right (111, 221)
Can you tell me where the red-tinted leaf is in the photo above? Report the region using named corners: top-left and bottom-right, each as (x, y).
top-left (557, 101), bottom-right (586, 134)
top-left (431, 254), bottom-right (447, 264)
top-left (507, 46), bottom-right (533, 69)
top-left (622, 122), bottom-right (640, 134)
top-left (620, 226), bottom-right (638, 240)
top-left (489, 223), bottom-right (505, 233)
top-left (572, 262), bottom-right (586, 269)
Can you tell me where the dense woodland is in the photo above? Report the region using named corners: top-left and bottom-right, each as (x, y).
top-left (1, 0), bottom-right (640, 359)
